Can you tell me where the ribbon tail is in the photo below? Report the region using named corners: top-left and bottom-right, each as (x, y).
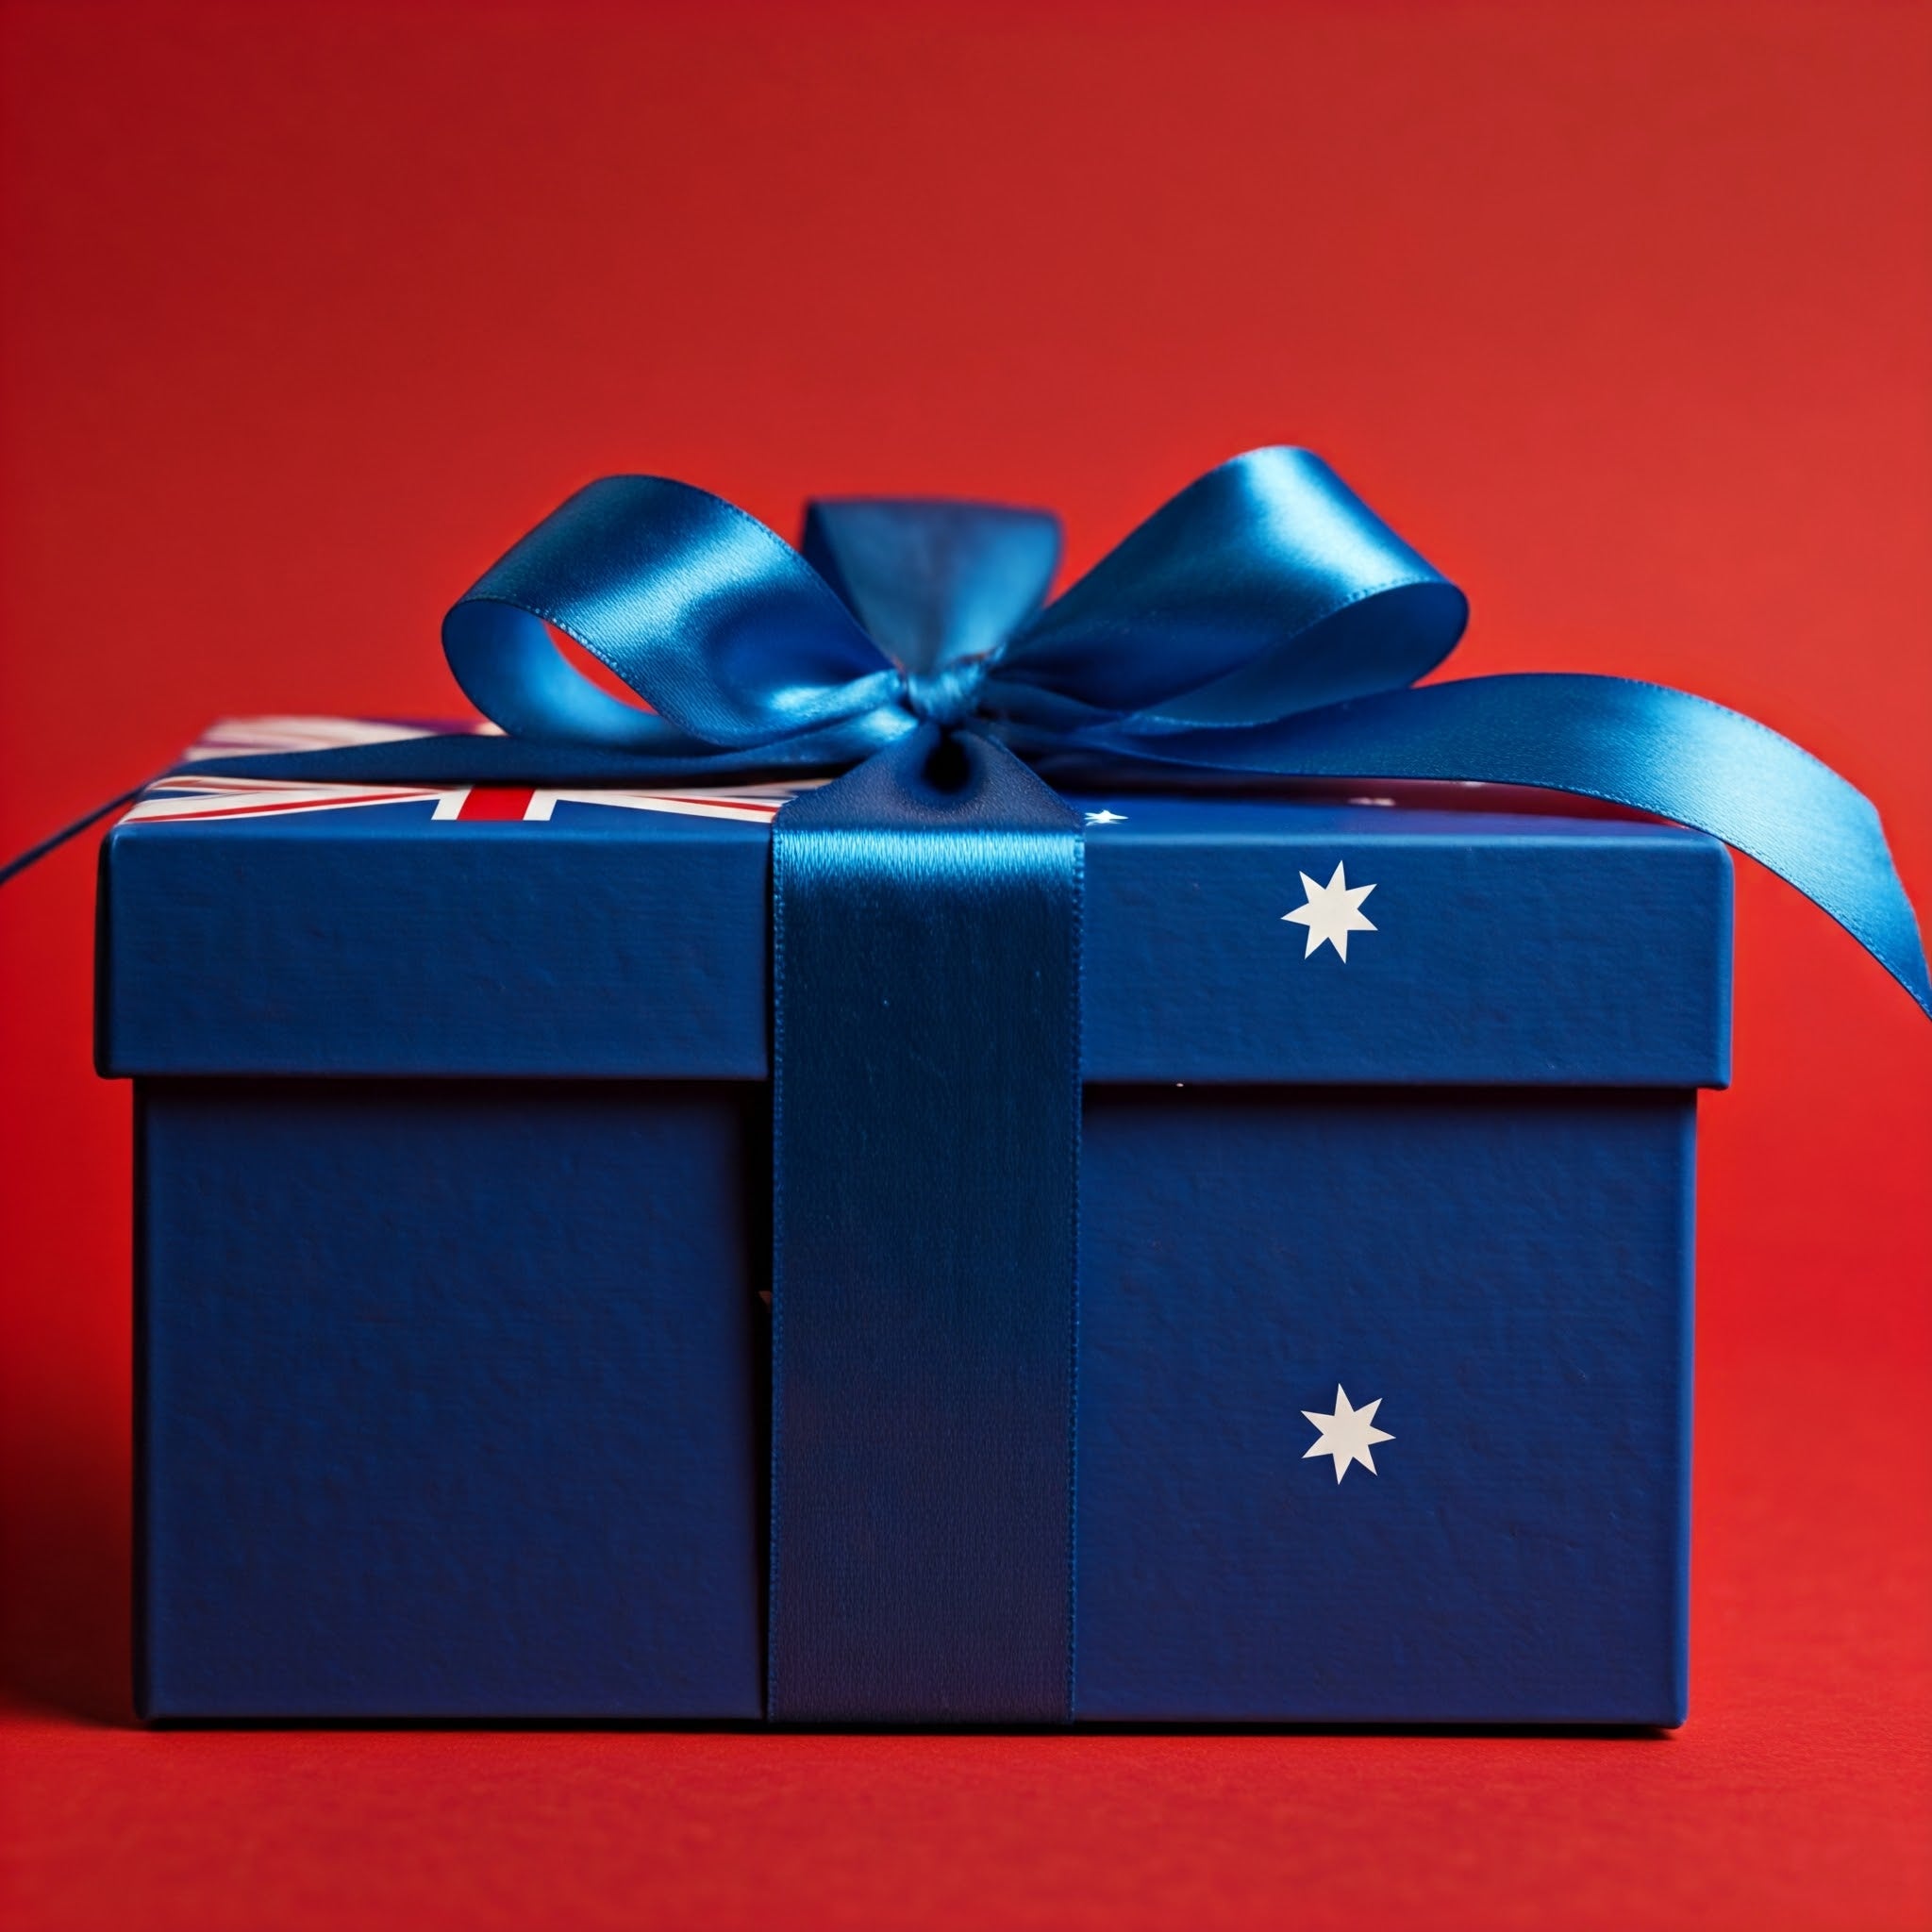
top-left (146, 730), bottom-right (891, 789)
top-left (1074, 672), bottom-right (1931, 1020)
top-left (0, 735), bottom-right (876, 888)
top-left (0, 771), bottom-right (179, 889)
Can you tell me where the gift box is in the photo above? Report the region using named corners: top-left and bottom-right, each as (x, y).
top-left (100, 725), bottom-right (1728, 1724)
top-left (68, 449), bottom-right (1924, 1727)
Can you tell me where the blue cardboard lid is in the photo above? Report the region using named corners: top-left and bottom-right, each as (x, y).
top-left (96, 726), bottom-right (1733, 1087)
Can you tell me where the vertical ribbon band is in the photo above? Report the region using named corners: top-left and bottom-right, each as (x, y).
top-left (769, 727), bottom-right (1083, 1722)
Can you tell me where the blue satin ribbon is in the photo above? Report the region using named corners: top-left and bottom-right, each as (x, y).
top-left (64, 447), bottom-right (1922, 1018)
top-left (7, 447), bottom-right (1924, 1722)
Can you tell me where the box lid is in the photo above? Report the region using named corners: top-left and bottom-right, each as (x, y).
top-left (96, 720), bottom-right (1733, 1087)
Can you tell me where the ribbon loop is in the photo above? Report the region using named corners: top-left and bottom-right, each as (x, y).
top-left (990, 447), bottom-right (1469, 731)
top-left (445, 476), bottom-right (902, 751)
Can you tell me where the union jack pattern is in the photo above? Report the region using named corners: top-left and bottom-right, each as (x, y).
top-left (122, 717), bottom-right (813, 827)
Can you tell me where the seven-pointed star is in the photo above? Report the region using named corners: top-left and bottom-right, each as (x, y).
top-left (1302, 1386), bottom-right (1394, 1483)
top-left (1282, 860), bottom-right (1377, 960)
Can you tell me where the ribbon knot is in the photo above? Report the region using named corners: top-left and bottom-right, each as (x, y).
top-left (899, 658), bottom-right (991, 727)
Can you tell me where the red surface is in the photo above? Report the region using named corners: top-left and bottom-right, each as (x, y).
top-left (1, 3), bottom-right (1928, 1926)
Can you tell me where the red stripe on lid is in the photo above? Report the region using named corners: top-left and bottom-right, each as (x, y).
top-left (454, 788), bottom-right (536, 822)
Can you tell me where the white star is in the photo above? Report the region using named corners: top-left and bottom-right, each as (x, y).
top-left (1282, 860), bottom-right (1376, 960)
top-left (1302, 1386), bottom-right (1394, 1483)
top-left (1084, 809), bottom-right (1127, 825)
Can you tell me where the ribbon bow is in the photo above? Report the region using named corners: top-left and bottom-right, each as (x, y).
top-left (441, 445), bottom-right (1468, 765)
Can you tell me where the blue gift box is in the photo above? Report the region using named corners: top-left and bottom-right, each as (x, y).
top-left (99, 729), bottom-right (1731, 1724)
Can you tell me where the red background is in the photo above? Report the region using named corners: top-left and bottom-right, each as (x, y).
top-left (2, 4), bottom-right (1928, 1927)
